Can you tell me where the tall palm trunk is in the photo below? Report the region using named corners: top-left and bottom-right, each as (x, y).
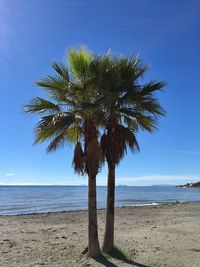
top-left (88, 175), bottom-right (101, 257)
top-left (85, 118), bottom-right (102, 257)
top-left (102, 163), bottom-right (115, 253)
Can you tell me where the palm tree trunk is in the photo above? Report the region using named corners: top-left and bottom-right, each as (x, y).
top-left (102, 163), bottom-right (115, 253)
top-left (88, 175), bottom-right (101, 258)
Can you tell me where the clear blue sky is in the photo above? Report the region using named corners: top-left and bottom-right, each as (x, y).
top-left (0, 0), bottom-right (200, 185)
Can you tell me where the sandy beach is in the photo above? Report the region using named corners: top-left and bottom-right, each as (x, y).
top-left (0, 202), bottom-right (200, 267)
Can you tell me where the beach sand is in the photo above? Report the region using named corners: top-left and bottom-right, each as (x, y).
top-left (0, 202), bottom-right (200, 267)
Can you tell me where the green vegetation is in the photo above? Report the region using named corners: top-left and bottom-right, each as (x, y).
top-left (95, 54), bottom-right (166, 253)
top-left (103, 246), bottom-right (130, 259)
top-left (24, 48), bottom-right (103, 257)
top-left (24, 47), bottom-right (165, 258)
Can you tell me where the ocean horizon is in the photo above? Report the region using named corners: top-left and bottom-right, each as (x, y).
top-left (0, 185), bottom-right (200, 216)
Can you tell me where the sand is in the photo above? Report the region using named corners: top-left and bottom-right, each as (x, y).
top-left (0, 202), bottom-right (200, 267)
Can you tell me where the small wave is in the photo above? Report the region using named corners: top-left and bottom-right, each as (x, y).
top-left (119, 202), bottom-right (160, 208)
top-left (117, 199), bottom-right (151, 203)
top-left (135, 202), bottom-right (160, 206)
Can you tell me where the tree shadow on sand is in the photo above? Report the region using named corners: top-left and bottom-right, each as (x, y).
top-left (94, 247), bottom-right (150, 267)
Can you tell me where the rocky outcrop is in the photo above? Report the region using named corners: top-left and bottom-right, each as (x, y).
top-left (177, 181), bottom-right (200, 188)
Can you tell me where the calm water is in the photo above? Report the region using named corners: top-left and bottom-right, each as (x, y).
top-left (0, 185), bottom-right (200, 215)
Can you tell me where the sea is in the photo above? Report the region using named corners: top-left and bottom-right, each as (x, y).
top-left (0, 185), bottom-right (200, 216)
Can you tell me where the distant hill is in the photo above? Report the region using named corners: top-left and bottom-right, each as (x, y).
top-left (176, 181), bottom-right (200, 188)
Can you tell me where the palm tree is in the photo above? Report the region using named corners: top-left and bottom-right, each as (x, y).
top-left (92, 54), bottom-right (166, 253)
top-left (24, 48), bottom-right (103, 257)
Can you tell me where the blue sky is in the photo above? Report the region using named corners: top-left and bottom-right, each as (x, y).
top-left (0, 0), bottom-right (200, 185)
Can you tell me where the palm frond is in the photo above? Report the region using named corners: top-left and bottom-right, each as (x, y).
top-left (66, 126), bottom-right (83, 143)
top-left (67, 47), bottom-right (93, 80)
top-left (46, 132), bottom-right (66, 153)
top-left (123, 115), bottom-right (139, 131)
top-left (119, 108), bottom-right (139, 118)
top-left (35, 114), bottom-right (75, 143)
top-left (100, 133), bottom-right (108, 157)
top-left (141, 81), bottom-right (166, 94)
top-left (36, 75), bottom-right (67, 90)
top-left (120, 55), bottom-right (149, 82)
top-left (139, 99), bottom-right (166, 116)
top-left (24, 97), bottom-right (61, 115)
top-left (136, 116), bottom-right (157, 132)
top-left (73, 142), bottom-right (85, 175)
top-left (52, 62), bottom-right (69, 81)
top-left (120, 125), bottom-right (140, 152)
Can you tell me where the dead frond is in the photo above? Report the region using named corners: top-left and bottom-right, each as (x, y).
top-left (72, 142), bottom-right (85, 175)
top-left (85, 138), bottom-right (103, 177)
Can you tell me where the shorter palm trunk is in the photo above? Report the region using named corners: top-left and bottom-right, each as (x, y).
top-left (102, 164), bottom-right (115, 253)
top-left (88, 175), bottom-right (101, 258)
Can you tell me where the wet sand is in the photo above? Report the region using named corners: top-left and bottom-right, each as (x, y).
top-left (0, 202), bottom-right (200, 267)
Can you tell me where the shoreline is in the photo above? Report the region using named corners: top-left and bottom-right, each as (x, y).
top-left (1, 200), bottom-right (199, 217)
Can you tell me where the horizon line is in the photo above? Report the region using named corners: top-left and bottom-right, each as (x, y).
top-left (0, 183), bottom-right (177, 186)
